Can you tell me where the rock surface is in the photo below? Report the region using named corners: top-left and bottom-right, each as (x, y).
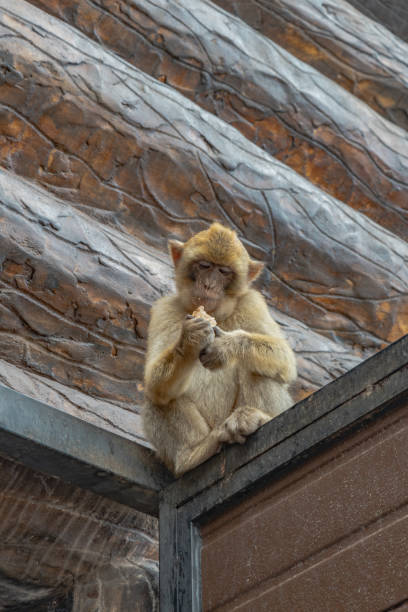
top-left (25, 0), bottom-right (408, 239)
top-left (211, 0), bottom-right (408, 130)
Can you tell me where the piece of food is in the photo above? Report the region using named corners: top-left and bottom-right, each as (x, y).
top-left (192, 305), bottom-right (217, 327)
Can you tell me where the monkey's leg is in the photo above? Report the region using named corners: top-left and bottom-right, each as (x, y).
top-left (173, 428), bottom-right (225, 477)
top-left (172, 406), bottom-right (271, 475)
top-left (175, 406), bottom-right (272, 477)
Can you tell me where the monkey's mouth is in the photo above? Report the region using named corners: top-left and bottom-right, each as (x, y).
top-left (192, 295), bottom-right (219, 313)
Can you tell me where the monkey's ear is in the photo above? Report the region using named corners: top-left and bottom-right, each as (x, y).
top-left (248, 260), bottom-right (264, 282)
top-left (168, 239), bottom-right (185, 267)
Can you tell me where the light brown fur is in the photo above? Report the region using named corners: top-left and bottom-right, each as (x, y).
top-left (142, 224), bottom-right (296, 476)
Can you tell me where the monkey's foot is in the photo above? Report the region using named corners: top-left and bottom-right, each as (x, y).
top-left (222, 406), bottom-right (271, 444)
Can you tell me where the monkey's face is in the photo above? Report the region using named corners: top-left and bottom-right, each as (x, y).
top-left (169, 224), bottom-right (264, 319)
top-left (189, 260), bottom-right (234, 314)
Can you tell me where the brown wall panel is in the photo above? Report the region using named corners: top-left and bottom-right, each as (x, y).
top-left (201, 399), bottom-right (408, 611)
top-left (225, 515), bottom-right (408, 611)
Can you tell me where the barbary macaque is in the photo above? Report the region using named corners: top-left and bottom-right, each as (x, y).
top-left (143, 223), bottom-right (296, 476)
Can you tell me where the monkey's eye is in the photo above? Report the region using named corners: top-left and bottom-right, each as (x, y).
top-left (219, 266), bottom-right (232, 275)
top-left (198, 261), bottom-right (211, 269)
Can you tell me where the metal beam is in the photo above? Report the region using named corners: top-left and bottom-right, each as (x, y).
top-left (0, 384), bottom-right (173, 516)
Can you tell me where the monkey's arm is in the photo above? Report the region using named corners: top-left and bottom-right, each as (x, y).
top-left (145, 344), bottom-right (197, 406)
top-left (172, 428), bottom-right (225, 476)
top-left (200, 330), bottom-right (296, 383)
top-left (200, 289), bottom-right (296, 383)
top-left (144, 298), bottom-right (214, 406)
top-left (235, 290), bottom-right (296, 382)
top-left (236, 332), bottom-right (296, 382)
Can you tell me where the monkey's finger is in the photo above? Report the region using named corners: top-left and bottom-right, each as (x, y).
top-left (199, 351), bottom-right (208, 366)
top-left (214, 326), bottom-right (225, 337)
top-left (199, 351), bottom-right (214, 368)
top-left (189, 318), bottom-right (213, 330)
top-left (200, 357), bottom-right (221, 370)
top-left (185, 314), bottom-right (194, 319)
top-left (189, 324), bottom-right (210, 335)
top-left (218, 429), bottom-right (230, 443)
top-left (199, 351), bottom-right (211, 365)
top-left (185, 317), bottom-right (206, 327)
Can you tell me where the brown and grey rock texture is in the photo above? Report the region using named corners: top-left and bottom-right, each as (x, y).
top-left (346, 0), bottom-right (408, 43)
top-left (25, 0), bottom-right (408, 239)
top-left (210, 0), bottom-right (408, 130)
top-left (0, 0), bottom-right (407, 609)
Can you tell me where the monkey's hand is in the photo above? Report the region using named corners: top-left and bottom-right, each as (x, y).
top-left (201, 328), bottom-right (296, 382)
top-left (220, 406), bottom-right (271, 444)
top-left (199, 327), bottom-right (237, 370)
top-left (178, 315), bottom-right (215, 357)
top-left (198, 327), bottom-right (230, 370)
top-left (199, 339), bottom-right (227, 370)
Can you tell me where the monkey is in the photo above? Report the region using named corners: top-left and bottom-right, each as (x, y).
top-left (142, 223), bottom-right (297, 477)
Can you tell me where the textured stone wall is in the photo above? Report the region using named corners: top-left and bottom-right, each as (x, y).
top-left (210, 0), bottom-right (408, 130)
top-left (25, 0), bottom-right (408, 239)
top-left (346, 0), bottom-right (408, 43)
